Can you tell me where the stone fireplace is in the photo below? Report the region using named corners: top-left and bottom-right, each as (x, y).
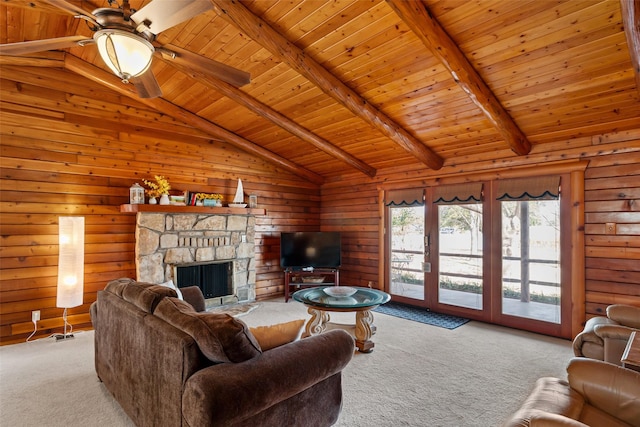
top-left (134, 211), bottom-right (256, 304)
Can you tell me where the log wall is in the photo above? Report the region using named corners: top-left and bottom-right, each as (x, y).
top-left (0, 69), bottom-right (321, 344)
top-left (323, 134), bottom-right (640, 328)
top-left (1, 66), bottom-right (638, 344)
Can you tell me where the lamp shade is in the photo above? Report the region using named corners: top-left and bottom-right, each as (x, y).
top-left (94, 29), bottom-right (154, 82)
top-left (57, 216), bottom-right (84, 309)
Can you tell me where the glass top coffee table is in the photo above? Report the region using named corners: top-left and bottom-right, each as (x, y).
top-left (293, 286), bottom-right (390, 353)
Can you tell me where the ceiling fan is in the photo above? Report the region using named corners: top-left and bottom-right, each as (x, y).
top-left (0, 0), bottom-right (250, 98)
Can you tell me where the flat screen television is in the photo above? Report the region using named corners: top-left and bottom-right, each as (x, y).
top-left (280, 232), bottom-right (341, 269)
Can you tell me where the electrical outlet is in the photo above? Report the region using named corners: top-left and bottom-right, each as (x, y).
top-left (32, 310), bottom-right (40, 322)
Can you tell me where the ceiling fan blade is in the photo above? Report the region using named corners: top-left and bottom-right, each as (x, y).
top-left (159, 45), bottom-right (251, 87)
top-left (131, 0), bottom-right (213, 35)
top-left (131, 71), bottom-right (163, 99)
top-left (0, 36), bottom-right (92, 56)
top-left (43, 0), bottom-right (97, 19)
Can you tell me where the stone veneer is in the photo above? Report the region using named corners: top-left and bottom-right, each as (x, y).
top-left (135, 212), bottom-right (256, 302)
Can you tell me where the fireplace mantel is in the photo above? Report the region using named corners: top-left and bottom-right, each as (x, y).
top-left (120, 204), bottom-right (266, 215)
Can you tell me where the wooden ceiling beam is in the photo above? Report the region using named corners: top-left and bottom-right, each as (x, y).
top-left (386, 0), bottom-right (531, 156)
top-left (63, 55), bottom-right (325, 185)
top-left (161, 44), bottom-right (377, 178)
top-left (620, 0), bottom-right (640, 94)
top-left (208, 0), bottom-right (444, 171)
top-left (0, 53), bottom-right (64, 67)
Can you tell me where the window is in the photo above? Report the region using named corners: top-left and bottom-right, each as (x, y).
top-left (497, 177), bottom-right (561, 323)
top-left (386, 189), bottom-right (425, 301)
top-left (434, 184), bottom-right (483, 310)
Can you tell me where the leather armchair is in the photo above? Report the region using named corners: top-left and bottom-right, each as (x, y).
top-left (573, 304), bottom-right (640, 365)
top-left (503, 358), bottom-right (640, 427)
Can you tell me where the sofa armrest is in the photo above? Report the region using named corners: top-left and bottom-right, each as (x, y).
top-left (529, 413), bottom-right (589, 427)
top-left (594, 324), bottom-right (636, 341)
top-left (606, 304), bottom-right (640, 329)
top-left (572, 316), bottom-right (616, 356)
top-left (567, 358), bottom-right (640, 426)
top-left (180, 286), bottom-right (206, 312)
top-left (182, 329), bottom-right (354, 426)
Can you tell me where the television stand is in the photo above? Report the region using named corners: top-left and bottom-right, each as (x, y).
top-left (284, 268), bottom-right (340, 302)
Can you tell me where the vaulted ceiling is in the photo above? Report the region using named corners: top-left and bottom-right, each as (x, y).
top-left (1, 0), bottom-right (639, 184)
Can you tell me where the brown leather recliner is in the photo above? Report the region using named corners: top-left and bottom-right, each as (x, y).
top-left (572, 304), bottom-right (640, 365)
top-left (502, 358), bottom-right (640, 427)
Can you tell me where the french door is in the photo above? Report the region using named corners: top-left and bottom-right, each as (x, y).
top-left (389, 204), bottom-right (425, 301)
top-left (385, 175), bottom-right (576, 338)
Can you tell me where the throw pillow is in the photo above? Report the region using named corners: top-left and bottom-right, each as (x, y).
top-left (155, 297), bottom-right (261, 364)
top-left (250, 319), bottom-right (306, 351)
top-left (158, 279), bottom-right (183, 300)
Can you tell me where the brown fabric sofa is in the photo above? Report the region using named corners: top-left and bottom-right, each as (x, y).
top-left (90, 278), bottom-right (355, 427)
top-left (573, 304), bottom-right (640, 365)
top-left (502, 358), bottom-right (640, 427)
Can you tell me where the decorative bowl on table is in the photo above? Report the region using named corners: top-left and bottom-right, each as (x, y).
top-left (302, 276), bottom-right (325, 284)
top-left (323, 286), bottom-right (357, 297)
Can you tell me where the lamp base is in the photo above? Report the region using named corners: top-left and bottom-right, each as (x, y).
top-left (55, 307), bottom-right (75, 342)
top-left (55, 333), bottom-right (74, 341)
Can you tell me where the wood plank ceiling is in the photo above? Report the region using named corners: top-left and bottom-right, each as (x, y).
top-left (1, 0), bottom-right (639, 184)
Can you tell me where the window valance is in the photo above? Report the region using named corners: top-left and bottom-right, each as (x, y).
top-left (434, 183), bottom-right (483, 204)
top-left (496, 176), bottom-right (560, 201)
top-left (384, 188), bottom-right (424, 206)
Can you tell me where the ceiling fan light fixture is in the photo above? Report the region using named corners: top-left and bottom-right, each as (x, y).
top-left (94, 29), bottom-right (154, 83)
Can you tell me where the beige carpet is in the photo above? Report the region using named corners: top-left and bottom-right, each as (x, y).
top-left (0, 299), bottom-right (574, 426)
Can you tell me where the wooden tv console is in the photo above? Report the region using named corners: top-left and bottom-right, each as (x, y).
top-left (284, 268), bottom-right (339, 302)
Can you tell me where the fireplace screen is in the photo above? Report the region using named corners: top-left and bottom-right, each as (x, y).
top-left (174, 262), bottom-right (233, 299)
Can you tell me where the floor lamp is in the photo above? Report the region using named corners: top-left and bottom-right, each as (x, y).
top-left (56, 216), bottom-right (84, 341)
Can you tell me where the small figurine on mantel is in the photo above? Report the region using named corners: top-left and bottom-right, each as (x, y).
top-left (229, 178), bottom-right (247, 208)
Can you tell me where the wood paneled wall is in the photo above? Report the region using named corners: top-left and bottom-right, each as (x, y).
top-left (0, 68), bottom-right (321, 344)
top-left (1, 66), bottom-right (638, 344)
top-left (584, 153), bottom-right (640, 317)
top-left (322, 133), bottom-right (640, 331)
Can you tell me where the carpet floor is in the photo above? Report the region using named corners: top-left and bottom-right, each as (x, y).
top-left (374, 301), bottom-right (470, 329)
top-left (0, 298), bottom-right (574, 427)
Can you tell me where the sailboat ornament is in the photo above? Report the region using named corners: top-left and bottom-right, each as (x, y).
top-left (229, 179), bottom-right (247, 208)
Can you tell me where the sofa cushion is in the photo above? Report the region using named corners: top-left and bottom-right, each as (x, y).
top-left (250, 319), bottom-right (305, 351)
top-left (104, 277), bottom-right (136, 296)
top-left (154, 297), bottom-right (261, 364)
top-left (107, 279), bottom-right (177, 314)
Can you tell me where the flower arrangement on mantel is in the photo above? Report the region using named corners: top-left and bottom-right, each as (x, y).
top-left (195, 193), bottom-right (223, 201)
top-left (195, 192), bottom-right (224, 207)
top-left (143, 175), bottom-right (171, 198)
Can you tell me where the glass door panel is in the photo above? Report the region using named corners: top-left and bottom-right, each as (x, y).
top-left (389, 206), bottom-right (425, 300)
top-left (437, 203), bottom-right (483, 310)
top-left (501, 200), bottom-right (561, 323)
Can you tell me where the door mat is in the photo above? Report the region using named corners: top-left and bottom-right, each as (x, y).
top-left (374, 301), bottom-right (470, 330)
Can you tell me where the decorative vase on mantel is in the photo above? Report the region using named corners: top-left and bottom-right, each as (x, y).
top-left (159, 194), bottom-right (170, 205)
top-left (149, 197), bottom-right (157, 205)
